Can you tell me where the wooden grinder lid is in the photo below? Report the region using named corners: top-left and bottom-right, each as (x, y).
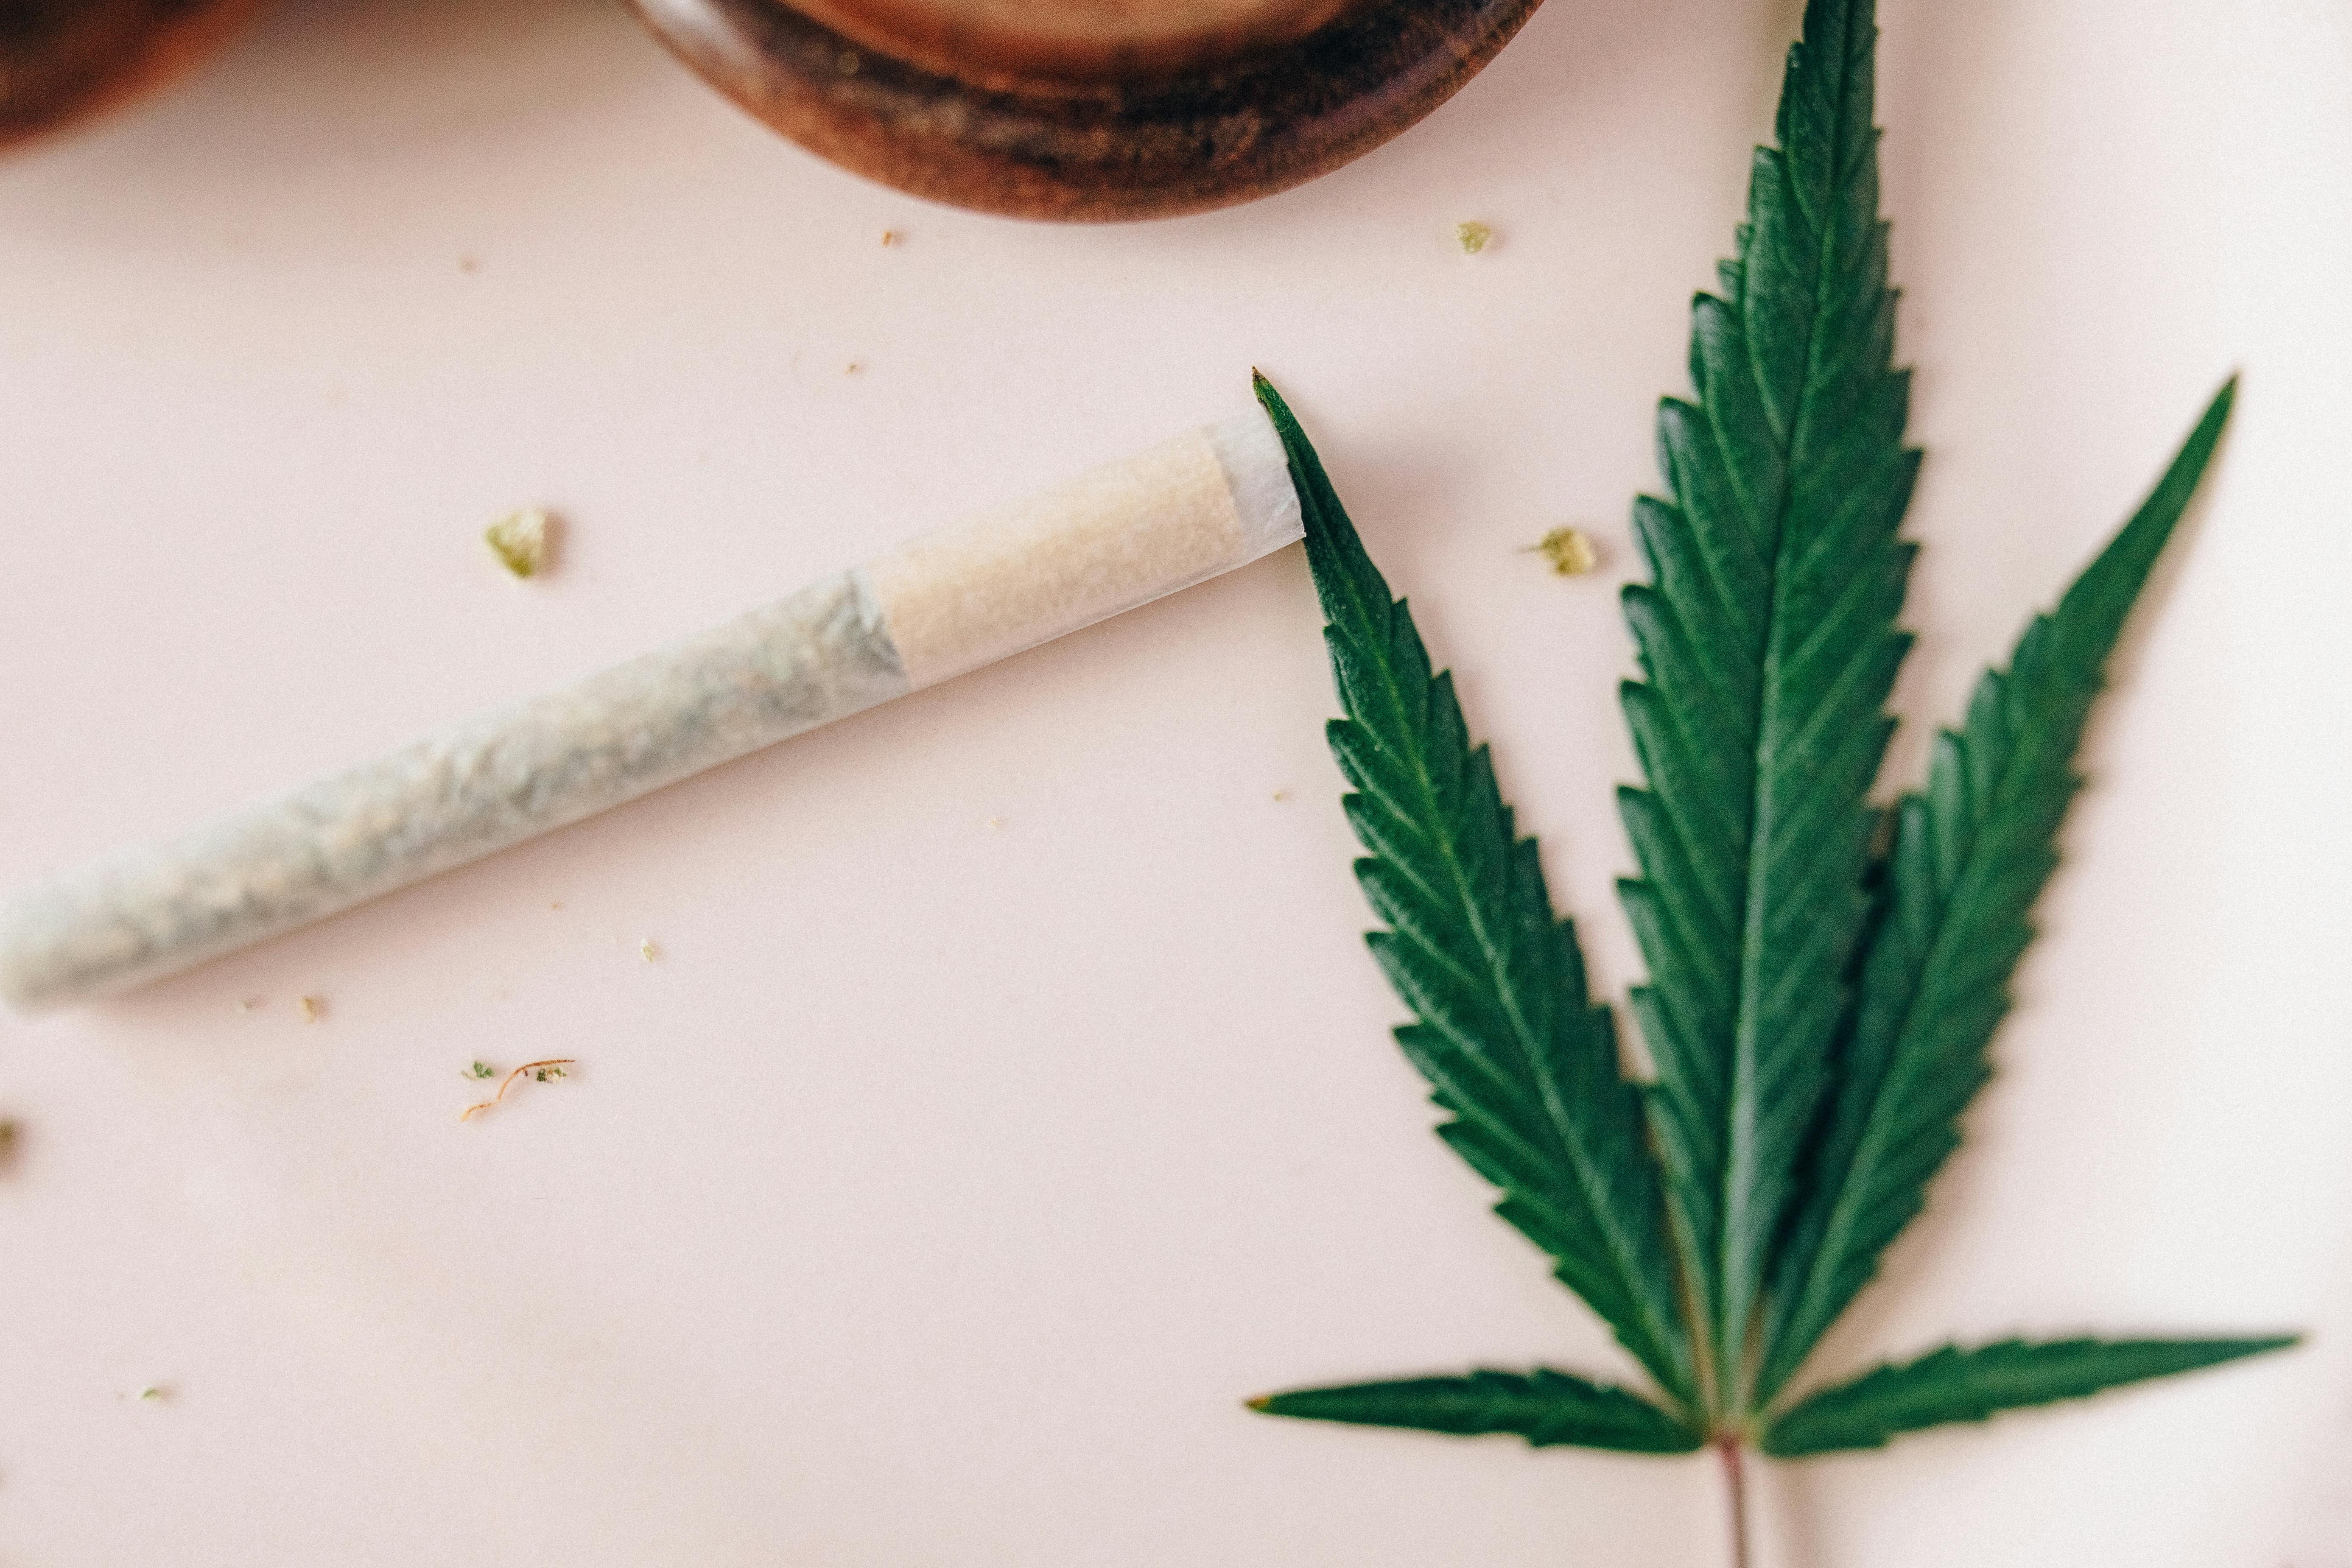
top-left (628, 0), bottom-right (1541, 220)
top-left (786, 0), bottom-right (1359, 88)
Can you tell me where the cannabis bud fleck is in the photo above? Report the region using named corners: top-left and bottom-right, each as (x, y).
top-left (485, 509), bottom-right (555, 579)
top-left (1531, 526), bottom-right (1599, 576)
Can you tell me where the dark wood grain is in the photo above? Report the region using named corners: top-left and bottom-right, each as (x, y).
top-left (629, 0), bottom-right (1544, 222)
top-left (0, 0), bottom-right (267, 149)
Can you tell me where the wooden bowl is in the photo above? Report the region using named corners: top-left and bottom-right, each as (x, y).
top-left (0, 0), bottom-right (269, 151)
top-left (628, 0), bottom-right (1544, 221)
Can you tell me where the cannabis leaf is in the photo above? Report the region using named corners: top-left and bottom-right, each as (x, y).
top-left (1610, 0), bottom-right (1914, 1411)
top-left (1245, 0), bottom-right (2293, 1551)
top-left (1755, 380), bottom-right (2241, 1403)
top-left (1761, 1336), bottom-right (2297, 1457)
top-left (1265, 366), bottom-right (1697, 1427)
top-left (1253, 1369), bottom-right (1701, 1454)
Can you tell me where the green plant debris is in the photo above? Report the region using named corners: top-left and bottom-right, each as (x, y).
top-left (296, 995), bottom-right (324, 1024)
top-left (1528, 526), bottom-right (1599, 576)
top-left (1455, 221), bottom-right (1493, 255)
top-left (467, 1062), bottom-right (495, 1080)
top-left (1243, 0), bottom-right (2292, 1548)
top-left (639, 939), bottom-right (660, 962)
top-left (484, 509), bottom-right (554, 579)
top-left (460, 1058), bottom-right (578, 1122)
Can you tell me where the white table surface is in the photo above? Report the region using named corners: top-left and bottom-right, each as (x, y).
top-left (0, 1), bottom-right (2345, 1563)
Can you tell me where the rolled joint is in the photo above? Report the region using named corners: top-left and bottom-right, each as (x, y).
top-left (0, 404), bottom-right (1304, 1012)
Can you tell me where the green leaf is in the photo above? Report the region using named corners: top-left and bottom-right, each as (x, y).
top-left (1252, 1368), bottom-right (1705, 1455)
top-left (1252, 0), bottom-right (2295, 1498)
top-left (1615, 0), bottom-right (1916, 1410)
top-left (1761, 1335), bottom-right (2296, 1456)
top-left (1254, 373), bottom-right (1698, 1412)
top-left (1756, 381), bottom-right (2239, 1403)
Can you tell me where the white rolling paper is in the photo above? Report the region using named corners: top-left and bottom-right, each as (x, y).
top-left (0, 408), bottom-right (1303, 1012)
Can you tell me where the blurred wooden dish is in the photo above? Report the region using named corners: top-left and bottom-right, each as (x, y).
top-left (787, 0), bottom-right (1358, 89)
top-left (629, 0), bottom-right (1544, 221)
top-left (0, 0), bottom-right (268, 150)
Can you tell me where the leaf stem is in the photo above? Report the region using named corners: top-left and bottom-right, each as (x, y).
top-left (1717, 1436), bottom-right (1752, 1568)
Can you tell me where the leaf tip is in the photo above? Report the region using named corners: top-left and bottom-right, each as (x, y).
top-left (1245, 1396), bottom-right (1275, 1412)
top-left (2207, 371), bottom-right (2240, 425)
top-left (1251, 369), bottom-right (1296, 430)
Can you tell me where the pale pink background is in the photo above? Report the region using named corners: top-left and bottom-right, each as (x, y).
top-left (0, 1), bottom-right (2345, 1563)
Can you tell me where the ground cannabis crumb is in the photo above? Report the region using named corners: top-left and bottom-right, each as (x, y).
top-left (1530, 526), bottom-right (1600, 576)
top-left (460, 1059), bottom-right (577, 1121)
top-left (639, 939), bottom-right (660, 962)
top-left (467, 1061), bottom-right (495, 1080)
top-left (484, 508), bottom-right (554, 579)
top-left (845, 362), bottom-right (864, 376)
top-left (137, 1386), bottom-right (168, 1403)
top-left (880, 229), bottom-right (901, 247)
top-left (1456, 221), bottom-right (1494, 255)
top-left (296, 995), bottom-right (325, 1023)
top-left (1272, 788), bottom-right (1292, 802)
